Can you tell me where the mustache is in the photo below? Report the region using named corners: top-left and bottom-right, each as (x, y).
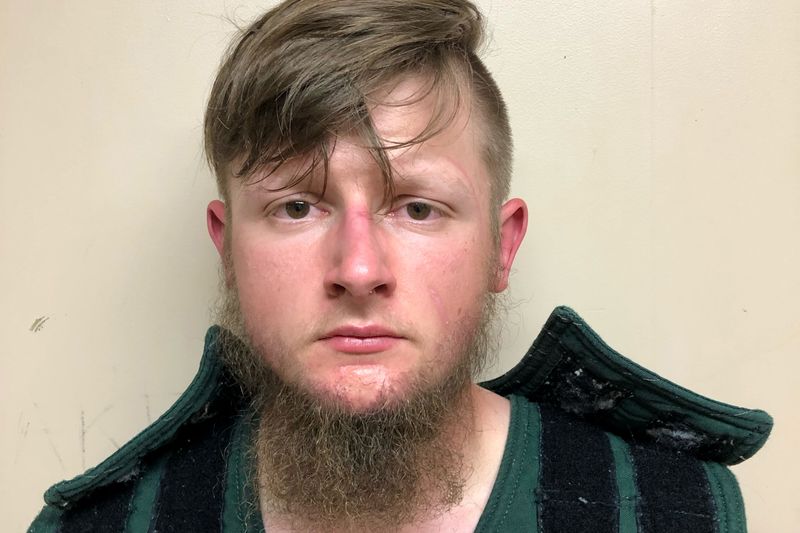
top-left (311, 313), bottom-right (414, 341)
top-left (318, 324), bottom-right (404, 340)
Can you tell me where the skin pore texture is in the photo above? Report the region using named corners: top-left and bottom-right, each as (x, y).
top-left (207, 77), bottom-right (527, 532)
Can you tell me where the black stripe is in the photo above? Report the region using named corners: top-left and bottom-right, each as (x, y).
top-left (59, 479), bottom-right (135, 533)
top-left (537, 405), bottom-right (617, 533)
top-left (629, 443), bottom-right (716, 533)
top-left (150, 407), bottom-right (239, 533)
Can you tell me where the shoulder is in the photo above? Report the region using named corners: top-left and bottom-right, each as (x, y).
top-left (28, 328), bottom-right (258, 532)
top-left (480, 306), bottom-right (771, 532)
top-left (510, 397), bottom-right (747, 533)
top-left (483, 306), bottom-right (772, 466)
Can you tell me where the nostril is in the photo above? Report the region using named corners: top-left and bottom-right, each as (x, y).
top-left (367, 283), bottom-right (391, 296)
top-left (327, 283), bottom-right (346, 298)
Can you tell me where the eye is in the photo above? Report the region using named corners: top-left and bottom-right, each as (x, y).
top-left (405, 202), bottom-right (433, 220)
top-left (283, 200), bottom-right (311, 219)
top-left (269, 198), bottom-right (323, 221)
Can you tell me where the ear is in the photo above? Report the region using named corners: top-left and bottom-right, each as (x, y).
top-left (207, 200), bottom-right (227, 258)
top-left (492, 198), bottom-right (528, 292)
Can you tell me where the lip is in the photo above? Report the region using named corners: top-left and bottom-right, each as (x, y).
top-left (321, 325), bottom-right (402, 339)
top-left (320, 325), bottom-right (403, 354)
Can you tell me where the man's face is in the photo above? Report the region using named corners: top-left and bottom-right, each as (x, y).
top-left (208, 77), bottom-right (526, 412)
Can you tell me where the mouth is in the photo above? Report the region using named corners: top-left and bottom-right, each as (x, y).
top-left (319, 325), bottom-right (404, 354)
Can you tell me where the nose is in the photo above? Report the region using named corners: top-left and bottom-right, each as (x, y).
top-left (324, 209), bottom-right (396, 299)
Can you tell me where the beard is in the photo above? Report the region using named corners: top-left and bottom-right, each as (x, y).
top-left (214, 272), bottom-right (501, 530)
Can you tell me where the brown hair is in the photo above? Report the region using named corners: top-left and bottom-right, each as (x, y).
top-left (204, 0), bottom-right (512, 209)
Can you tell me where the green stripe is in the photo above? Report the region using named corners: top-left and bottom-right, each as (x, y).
top-left (703, 462), bottom-right (747, 533)
top-left (474, 395), bottom-right (541, 532)
top-left (222, 411), bottom-right (263, 533)
top-left (528, 400), bottom-right (542, 532)
top-left (125, 453), bottom-right (170, 533)
top-left (606, 433), bottom-right (638, 533)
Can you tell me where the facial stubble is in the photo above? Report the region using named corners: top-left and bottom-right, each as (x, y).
top-left (214, 264), bottom-right (501, 530)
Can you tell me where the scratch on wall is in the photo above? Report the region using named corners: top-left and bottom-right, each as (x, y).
top-left (14, 413), bottom-right (30, 465)
top-left (145, 394), bottom-right (152, 424)
top-left (33, 402), bottom-right (66, 471)
top-left (85, 404), bottom-right (113, 432)
top-left (42, 427), bottom-right (65, 471)
top-left (18, 412), bottom-right (30, 438)
top-left (29, 316), bottom-right (49, 332)
top-left (80, 410), bottom-right (86, 470)
top-left (649, 0), bottom-right (657, 189)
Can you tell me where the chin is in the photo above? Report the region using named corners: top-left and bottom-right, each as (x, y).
top-left (307, 366), bottom-right (417, 413)
top-left (331, 392), bottom-right (396, 413)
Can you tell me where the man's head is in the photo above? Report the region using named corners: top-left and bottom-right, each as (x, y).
top-left (203, 0), bottom-right (527, 527)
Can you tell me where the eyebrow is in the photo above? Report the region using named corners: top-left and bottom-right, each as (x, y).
top-left (391, 155), bottom-right (475, 197)
top-left (246, 169), bottom-right (319, 196)
top-left (243, 151), bottom-right (477, 200)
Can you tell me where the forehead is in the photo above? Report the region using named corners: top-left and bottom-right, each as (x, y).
top-left (238, 75), bottom-right (490, 197)
top-left (369, 77), bottom-right (484, 179)
top-left (368, 75), bottom-right (472, 142)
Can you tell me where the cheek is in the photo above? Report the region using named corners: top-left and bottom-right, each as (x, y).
top-left (419, 238), bottom-right (488, 327)
top-left (231, 237), bottom-right (313, 323)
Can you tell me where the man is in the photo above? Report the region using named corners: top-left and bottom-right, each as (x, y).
top-left (29, 1), bottom-right (771, 531)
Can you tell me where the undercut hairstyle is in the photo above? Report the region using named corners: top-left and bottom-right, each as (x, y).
top-left (204, 0), bottom-right (513, 209)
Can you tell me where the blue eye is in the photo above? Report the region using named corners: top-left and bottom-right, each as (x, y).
top-left (405, 202), bottom-right (432, 220)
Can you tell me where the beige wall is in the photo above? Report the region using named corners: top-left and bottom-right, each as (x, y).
top-left (1, 1), bottom-right (797, 530)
